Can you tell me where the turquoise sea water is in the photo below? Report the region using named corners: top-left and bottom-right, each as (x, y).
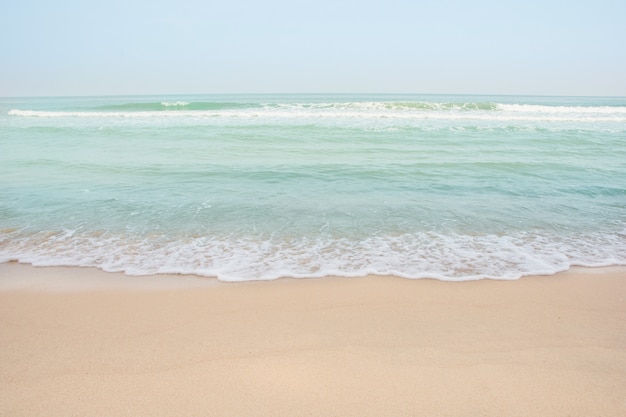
top-left (1, 94), bottom-right (625, 281)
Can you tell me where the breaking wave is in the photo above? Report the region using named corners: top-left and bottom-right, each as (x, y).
top-left (2, 229), bottom-right (625, 282)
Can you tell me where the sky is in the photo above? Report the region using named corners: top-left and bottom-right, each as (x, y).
top-left (1, 0), bottom-right (625, 97)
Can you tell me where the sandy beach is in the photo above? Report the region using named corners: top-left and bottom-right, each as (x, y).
top-left (0, 263), bottom-right (625, 416)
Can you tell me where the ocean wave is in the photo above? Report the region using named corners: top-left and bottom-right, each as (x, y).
top-left (497, 103), bottom-right (626, 114)
top-left (89, 101), bottom-right (259, 112)
top-left (8, 98), bottom-right (626, 128)
top-left (268, 101), bottom-right (500, 111)
top-left (8, 107), bottom-right (626, 124)
top-left (160, 101), bottom-right (189, 107)
top-left (1, 229), bottom-right (625, 282)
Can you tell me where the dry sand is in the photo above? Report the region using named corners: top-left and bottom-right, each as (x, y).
top-left (1, 263), bottom-right (625, 416)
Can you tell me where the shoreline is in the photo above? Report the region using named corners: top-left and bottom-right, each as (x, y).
top-left (1, 263), bottom-right (625, 416)
top-left (2, 261), bottom-right (626, 291)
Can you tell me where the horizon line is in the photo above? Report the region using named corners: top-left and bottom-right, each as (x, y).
top-left (2, 92), bottom-right (626, 99)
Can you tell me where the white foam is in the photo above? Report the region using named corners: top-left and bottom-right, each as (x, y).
top-left (160, 101), bottom-right (189, 107)
top-left (7, 104), bottom-right (626, 136)
top-left (2, 229), bottom-right (625, 282)
top-left (497, 103), bottom-right (626, 114)
top-left (9, 103), bottom-right (626, 123)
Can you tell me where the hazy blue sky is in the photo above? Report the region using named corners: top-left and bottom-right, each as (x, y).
top-left (2, 0), bottom-right (625, 96)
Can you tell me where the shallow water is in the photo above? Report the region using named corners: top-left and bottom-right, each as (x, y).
top-left (1, 94), bottom-right (625, 281)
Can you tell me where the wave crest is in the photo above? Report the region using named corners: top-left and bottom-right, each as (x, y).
top-left (8, 100), bottom-right (626, 125)
top-left (160, 101), bottom-right (189, 107)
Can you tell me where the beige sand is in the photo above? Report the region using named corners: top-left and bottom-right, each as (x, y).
top-left (1, 263), bottom-right (625, 416)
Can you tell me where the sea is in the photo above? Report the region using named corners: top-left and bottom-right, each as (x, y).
top-left (1, 94), bottom-right (625, 282)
